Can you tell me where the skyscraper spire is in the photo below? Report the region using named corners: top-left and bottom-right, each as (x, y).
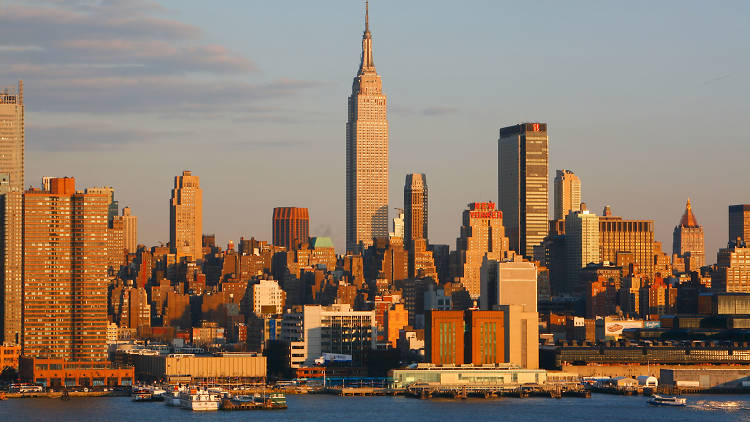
top-left (359, 0), bottom-right (375, 74)
top-left (347, 0), bottom-right (388, 252)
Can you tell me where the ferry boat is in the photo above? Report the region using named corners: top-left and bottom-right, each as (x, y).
top-left (648, 395), bottom-right (687, 407)
top-left (178, 388), bottom-right (221, 411)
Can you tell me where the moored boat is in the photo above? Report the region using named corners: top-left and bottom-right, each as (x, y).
top-left (220, 392), bottom-right (287, 410)
top-left (648, 395), bottom-right (687, 407)
top-left (179, 387), bottom-right (221, 411)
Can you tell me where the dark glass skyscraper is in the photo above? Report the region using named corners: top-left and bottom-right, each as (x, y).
top-left (498, 123), bottom-right (549, 258)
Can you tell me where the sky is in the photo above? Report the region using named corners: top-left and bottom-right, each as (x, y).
top-left (1, 0), bottom-right (749, 259)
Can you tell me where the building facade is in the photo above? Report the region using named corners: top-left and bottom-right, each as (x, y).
top-left (170, 170), bottom-right (203, 262)
top-left (251, 279), bottom-right (286, 316)
top-left (554, 169), bottom-right (581, 221)
top-left (498, 123), bottom-right (549, 258)
top-left (565, 208), bottom-right (600, 293)
top-left (272, 207), bottom-right (310, 250)
top-left (456, 202), bottom-right (510, 298)
top-left (23, 177), bottom-right (109, 361)
top-left (672, 199), bottom-right (705, 272)
top-left (404, 173), bottom-right (427, 248)
top-left (121, 206), bottom-right (138, 254)
top-left (346, 3), bottom-right (389, 252)
top-left (713, 242), bottom-right (750, 293)
top-left (599, 214), bottom-right (654, 279)
top-left (281, 304), bottom-right (376, 366)
top-left (729, 205), bottom-right (750, 244)
top-left (0, 81), bottom-right (23, 345)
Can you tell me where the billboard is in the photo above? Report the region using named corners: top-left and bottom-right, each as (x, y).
top-left (603, 320), bottom-right (643, 337)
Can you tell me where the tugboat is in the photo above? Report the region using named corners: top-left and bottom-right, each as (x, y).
top-left (648, 394), bottom-right (687, 407)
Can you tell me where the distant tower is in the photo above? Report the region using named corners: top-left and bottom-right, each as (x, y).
top-left (0, 80), bottom-right (24, 345)
top-left (673, 198), bottom-right (705, 272)
top-left (272, 207), bottom-right (310, 250)
top-left (121, 207), bottom-right (138, 254)
top-left (554, 170), bottom-right (581, 220)
top-left (404, 173), bottom-right (428, 248)
top-left (498, 123), bottom-right (549, 258)
top-left (170, 170), bottom-right (203, 261)
top-left (346, 1), bottom-right (389, 252)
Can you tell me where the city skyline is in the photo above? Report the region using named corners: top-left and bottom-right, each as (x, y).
top-left (2, 1), bottom-right (748, 258)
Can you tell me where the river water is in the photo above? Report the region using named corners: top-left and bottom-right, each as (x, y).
top-left (2, 393), bottom-right (750, 421)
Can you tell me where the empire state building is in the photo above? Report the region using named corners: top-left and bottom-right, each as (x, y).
top-left (346, 1), bottom-right (389, 252)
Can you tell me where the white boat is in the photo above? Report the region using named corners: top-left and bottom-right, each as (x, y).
top-left (648, 395), bottom-right (687, 407)
top-left (178, 387), bottom-right (221, 411)
top-left (164, 386), bottom-right (183, 407)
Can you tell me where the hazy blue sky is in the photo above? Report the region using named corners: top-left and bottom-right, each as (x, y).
top-left (2, 0), bottom-right (748, 259)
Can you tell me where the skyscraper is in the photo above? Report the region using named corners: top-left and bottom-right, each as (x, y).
top-left (672, 199), bottom-right (705, 272)
top-left (565, 206), bottom-right (600, 293)
top-left (23, 178), bottom-right (109, 361)
top-left (0, 81), bottom-right (23, 345)
top-left (599, 211), bottom-right (655, 278)
top-left (729, 205), bottom-right (750, 244)
top-left (404, 173), bottom-right (428, 248)
top-left (713, 241), bottom-right (750, 293)
top-left (346, 2), bottom-right (389, 252)
top-left (170, 170), bottom-right (203, 262)
top-left (121, 206), bottom-right (138, 254)
top-left (456, 202), bottom-right (511, 298)
top-left (272, 207), bottom-right (310, 250)
top-left (554, 169), bottom-right (581, 220)
top-left (86, 186), bottom-right (118, 225)
top-left (498, 123), bottom-right (549, 258)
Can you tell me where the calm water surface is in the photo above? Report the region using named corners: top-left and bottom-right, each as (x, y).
top-left (2, 393), bottom-right (750, 421)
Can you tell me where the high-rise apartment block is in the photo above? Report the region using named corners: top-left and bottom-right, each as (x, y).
top-left (404, 173), bottom-right (427, 247)
top-left (672, 199), bottom-right (705, 272)
top-left (272, 207), bottom-right (309, 250)
top-left (23, 177), bottom-right (109, 361)
top-left (498, 123), bottom-right (549, 258)
top-left (599, 212), bottom-right (655, 279)
top-left (565, 207), bottom-right (600, 293)
top-left (729, 205), bottom-right (750, 244)
top-left (86, 187), bottom-right (118, 224)
top-left (554, 169), bottom-right (581, 220)
top-left (0, 81), bottom-right (23, 345)
top-left (456, 202), bottom-right (510, 298)
top-left (170, 170), bottom-right (203, 262)
top-left (346, 3), bottom-right (389, 252)
top-left (713, 241), bottom-right (750, 293)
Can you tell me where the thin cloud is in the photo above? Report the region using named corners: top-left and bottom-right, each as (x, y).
top-left (0, 0), bottom-right (319, 117)
top-left (27, 123), bottom-right (185, 151)
top-left (0, 45), bottom-right (44, 52)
